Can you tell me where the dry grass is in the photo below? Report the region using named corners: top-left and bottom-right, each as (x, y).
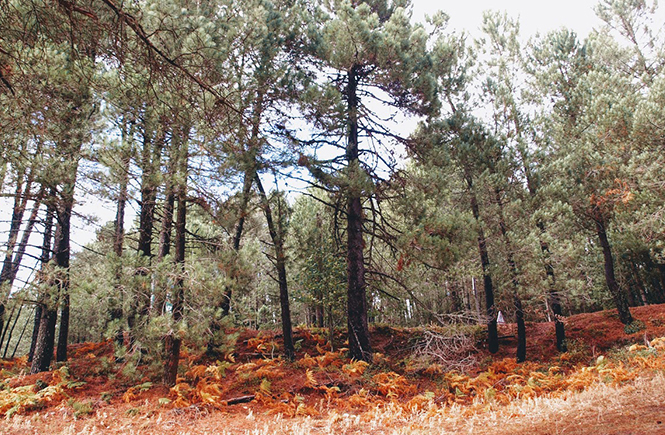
top-left (3, 370), bottom-right (664, 435)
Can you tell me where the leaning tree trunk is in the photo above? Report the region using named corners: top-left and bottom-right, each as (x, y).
top-left (595, 216), bottom-right (633, 325)
top-left (254, 174), bottom-right (294, 361)
top-left (466, 173), bottom-right (498, 353)
top-left (0, 168), bottom-right (31, 341)
top-left (0, 187), bottom-right (43, 345)
top-left (345, 65), bottom-right (372, 362)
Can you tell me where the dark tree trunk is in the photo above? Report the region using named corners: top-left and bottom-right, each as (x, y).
top-left (56, 293), bottom-right (69, 362)
top-left (220, 169), bottom-right (254, 318)
top-left (539, 225), bottom-right (567, 352)
top-left (30, 306), bottom-right (58, 373)
top-left (595, 217), bottom-right (633, 325)
top-left (54, 195), bottom-right (75, 362)
top-left (493, 188), bottom-right (526, 362)
top-left (153, 147), bottom-right (177, 315)
top-left (519, 140), bottom-right (567, 352)
top-left (345, 66), bottom-right (372, 362)
top-left (32, 214), bottom-right (61, 373)
top-left (3, 304), bottom-right (22, 358)
top-left (163, 138), bottom-right (187, 387)
top-left (0, 169), bottom-right (30, 341)
top-left (28, 304), bottom-right (41, 362)
top-left (29, 198), bottom-right (54, 363)
top-left (110, 132), bottom-right (131, 338)
top-left (466, 174), bottom-right (498, 353)
top-left (254, 175), bottom-right (294, 361)
top-left (131, 127), bottom-right (164, 329)
top-left (514, 295), bottom-right (526, 362)
top-left (12, 306), bottom-right (33, 359)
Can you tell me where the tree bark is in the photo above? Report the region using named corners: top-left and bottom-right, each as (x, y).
top-left (153, 141), bottom-right (177, 315)
top-left (130, 125), bottom-right (164, 330)
top-left (29, 198), bottom-right (54, 363)
top-left (346, 65), bottom-right (372, 362)
top-left (110, 124), bottom-right (132, 334)
top-left (466, 173), bottom-right (498, 353)
top-left (163, 131), bottom-right (187, 387)
top-left (30, 306), bottom-right (57, 373)
top-left (220, 169), bottom-right (254, 318)
top-left (493, 188), bottom-right (526, 362)
top-left (0, 168), bottom-right (30, 341)
top-left (254, 174), bottom-right (294, 360)
top-left (595, 217), bottom-right (633, 325)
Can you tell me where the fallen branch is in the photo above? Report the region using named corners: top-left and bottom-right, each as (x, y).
top-left (225, 395), bottom-right (255, 405)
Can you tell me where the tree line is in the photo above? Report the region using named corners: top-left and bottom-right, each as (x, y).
top-left (1, 0), bottom-right (664, 383)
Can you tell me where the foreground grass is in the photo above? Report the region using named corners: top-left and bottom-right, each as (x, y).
top-left (3, 372), bottom-right (664, 434)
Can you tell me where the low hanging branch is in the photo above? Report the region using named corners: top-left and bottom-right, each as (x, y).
top-left (55, 0), bottom-right (241, 117)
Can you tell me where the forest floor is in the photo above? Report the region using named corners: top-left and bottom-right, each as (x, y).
top-left (2, 305), bottom-right (665, 434)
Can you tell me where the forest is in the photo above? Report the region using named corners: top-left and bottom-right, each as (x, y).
top-left (1, 0), bottom-right (665, 433)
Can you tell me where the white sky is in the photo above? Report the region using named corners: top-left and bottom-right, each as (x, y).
top-left (412, 0), bottom-right (602, 38)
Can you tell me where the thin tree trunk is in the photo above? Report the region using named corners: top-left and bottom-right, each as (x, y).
top-left (9, 188), bottom-right (45, 284)
top-left (153, 142), bottom-right (177, 315)
top-left (493, 188), bottom-right (526, 362)
top-left (163, 131), bottom-right (187, 387)
top-left (3, 304), bottom-right (22, 358)
top-left (595, 217), bottom-right (633, 325)
top-left (537, 224), bottom-right (567, 352)
top-left (29, 199), bottom-right (54, 363)
top-left (518, 138), bottom-right (567, 352)
top-left (220, 170), bottom-right (254, 318)
top-left (130, 126), bottom-right (164, 331)
top-left (254, 174), bottom-right (294, 360)
top-left (12, 306), bottom-right (33, 359)
top-left (466, 174), bottom-right (498, 353)
top-left (0, 304), bottom-right (16, 353)
top-left (0, 168), bottom-right (29, 340)
top-left (28, 304), bottom-right (41, 362)
top-left (346, 65), bottom-right (372, 362)
top-left (110, 128), bottom-right (131, 338)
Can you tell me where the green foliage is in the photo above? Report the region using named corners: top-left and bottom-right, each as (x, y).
top-left (624, 320), bottom-right (646, 335)
top-left (68, 399), bottom-right (94, 418)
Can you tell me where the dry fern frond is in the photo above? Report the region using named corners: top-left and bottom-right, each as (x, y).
top-left (342, 360), bottom-right (369, 377)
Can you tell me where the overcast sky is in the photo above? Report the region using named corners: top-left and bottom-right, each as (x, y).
top-left (412, 0), bottom-right (609, 38)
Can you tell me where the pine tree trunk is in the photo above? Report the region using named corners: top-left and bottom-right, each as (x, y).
top-left (466, 174), bottom-right (498, 353)
top-left (346, 66), bottom-right (372, 362)
top-left (220, 170), bottom-right (254, 318)
top-left (110, 131), bottom-right (131, 337)
top-left (131, 127), bottom-right (164, 329)
top-left (30, 306), bottom-right (57, 373)
top-left (163, 133), bottom-right (187, 387)
top-left (254, 175), bottom-right (294, 360)
top-left (3, 304), bottom-right (22, 358)
top-left (153, 147), bottom-right (177, 315)
top-left (29, 198), bottom-right (54, 363)
top-left (595, 217), bottom-right (633, 325)
top-left (493, 188), bottom-right (526, 362)
top-left (0, 169), bottom-right (30, 341)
